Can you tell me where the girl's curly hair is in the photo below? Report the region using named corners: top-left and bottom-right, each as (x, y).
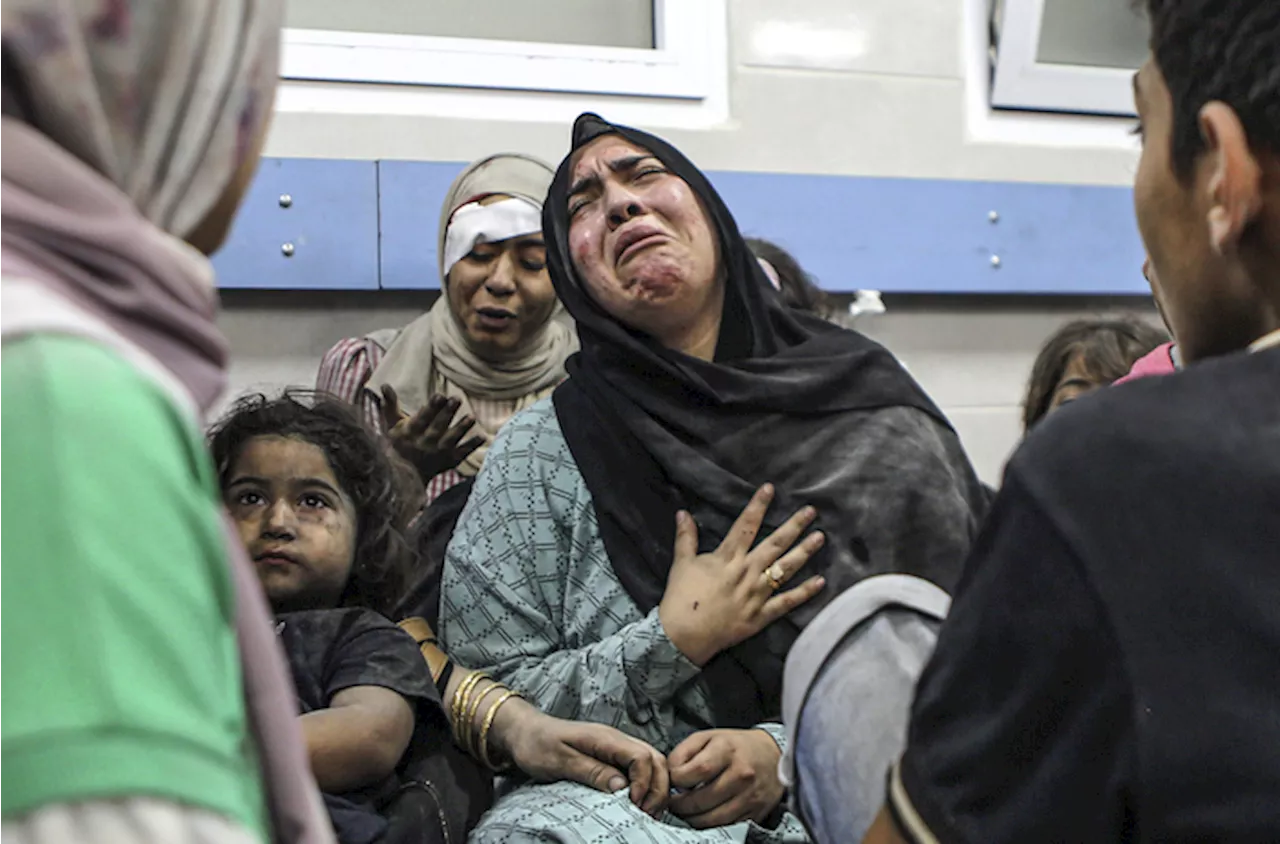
top-left (208, 390), bottom-right (411, 617)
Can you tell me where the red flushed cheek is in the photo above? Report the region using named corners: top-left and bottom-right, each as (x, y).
top-left (649, 182), bottom-right (689, 218)
top-left (570, 231), bottom-right (595, 272)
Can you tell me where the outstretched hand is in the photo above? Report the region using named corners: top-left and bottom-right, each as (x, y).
top-left (379, 385), bottom-right (484, 484)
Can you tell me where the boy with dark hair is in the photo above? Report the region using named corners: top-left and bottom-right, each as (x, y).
top-left (828, 1), bottom-right (1280, 840)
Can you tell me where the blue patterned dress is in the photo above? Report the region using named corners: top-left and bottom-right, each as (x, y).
top-left (440, 399), bottom-right (810, 843)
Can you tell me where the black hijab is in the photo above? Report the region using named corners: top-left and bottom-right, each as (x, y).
top-left (546, 114), bottom-right (983, 726)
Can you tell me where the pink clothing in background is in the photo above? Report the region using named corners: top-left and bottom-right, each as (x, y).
top-left (1114, 341), bottom-right (1177, 385)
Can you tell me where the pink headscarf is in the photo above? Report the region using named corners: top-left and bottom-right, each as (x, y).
top-left (2, 3), bottom-right (332, 842)
top-left (1114, 341), bottom-right (1178, 386)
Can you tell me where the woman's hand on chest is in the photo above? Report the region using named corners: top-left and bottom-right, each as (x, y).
top-left (657, 484), bottom-right (827, 666)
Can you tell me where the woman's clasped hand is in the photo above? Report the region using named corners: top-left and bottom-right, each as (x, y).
top-left (524, 723), bottom-right (794, 827)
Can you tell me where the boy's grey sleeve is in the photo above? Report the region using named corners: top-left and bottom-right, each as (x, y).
top-left (780, 574), bottom-right (950, 844)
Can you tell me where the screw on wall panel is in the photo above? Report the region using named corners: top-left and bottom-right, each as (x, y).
top-left (990, 254), bottom-right (1001, 268)
top-left (281, 243), bottom-right (296, 257)
top-left (279, 194), bottom-right (293, 208)
top-left (988, 210), bottom-right (999, 222)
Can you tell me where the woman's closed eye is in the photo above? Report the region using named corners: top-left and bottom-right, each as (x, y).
top-left (566, 165), bottom-right (664, 217)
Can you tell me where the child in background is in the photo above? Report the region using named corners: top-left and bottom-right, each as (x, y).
top-left (1021, 317), bottom-right (1167, 430)
top-left (209, 392), bottom-right (436, 844)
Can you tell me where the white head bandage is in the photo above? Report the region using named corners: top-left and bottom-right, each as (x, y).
top-left (442, 197), bottom-right (543, 278)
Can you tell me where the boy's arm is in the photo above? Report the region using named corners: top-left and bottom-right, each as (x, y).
top-left (300, 685), bottom-right (415, 793)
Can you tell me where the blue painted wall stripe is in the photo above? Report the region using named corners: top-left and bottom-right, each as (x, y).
top-left (213, 158), bottom-right (380, 290)
top-left (711, 172), bottom-right (1147, 295)
top-left (377, 160), bottom-right (471, 290)
top-left (212, 157), bottom-right (1149, 296)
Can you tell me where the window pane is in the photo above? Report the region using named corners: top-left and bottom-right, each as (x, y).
top-left (285, 0), bottom-right (655, 49)
top-left (1036, 0), bottom-right (1147, 69)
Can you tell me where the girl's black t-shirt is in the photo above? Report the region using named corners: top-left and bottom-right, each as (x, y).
top-left (894, 348), bottom-right (1280, 842)
top-left (278, 608), bottom-right (438, 844)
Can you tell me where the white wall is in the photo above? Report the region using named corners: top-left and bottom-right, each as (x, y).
top-left (221, 0), bottom-right (1159, 485)
top-left (218, 292), bottom-right (1162, 486)
top-left (265, 0), bottom-right (1142, 182)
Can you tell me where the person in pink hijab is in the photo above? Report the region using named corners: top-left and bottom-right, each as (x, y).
top-left (2, 2), bottom-right (331, 842)
top-left (1115, 259), bottom-right (1181, 385)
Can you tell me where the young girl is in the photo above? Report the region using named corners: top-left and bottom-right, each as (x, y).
top-left (209, 392), bottom-right (689, 843)
top-left (208, 392), bottom-right (435, 844)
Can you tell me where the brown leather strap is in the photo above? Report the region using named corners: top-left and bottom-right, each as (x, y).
top-left (400, 615), bottom-right (435, 643)
top-left (400, 616), bottom-right (451, 684)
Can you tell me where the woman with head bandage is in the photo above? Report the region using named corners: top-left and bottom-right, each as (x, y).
top-left (315, 153), bottom-right (575, 620)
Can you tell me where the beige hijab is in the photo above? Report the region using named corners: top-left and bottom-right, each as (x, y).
top-left (365, 153), bottom-right (576, 475)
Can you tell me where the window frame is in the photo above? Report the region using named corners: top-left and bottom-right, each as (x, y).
top-left (280, 0), bottom-right (717, 101)
top-left (990, 0), bottom-right (1139, 117)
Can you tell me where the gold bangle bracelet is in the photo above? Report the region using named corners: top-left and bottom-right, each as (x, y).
top-left (458, 679), bottom-right (487, 753)
top-left (450, 672), bottom-right (487, 745)
top-left (449, 672), bottom-right (475, 737)
top-left (465, 679), bottom-right (501, 757)
top-left (457, 674), bottom-right (488, 747)
top-left (478, 689), bottom-right (521, 772)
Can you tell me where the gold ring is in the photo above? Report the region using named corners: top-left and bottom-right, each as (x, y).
top-left (765, 562), bottom-right (785, 591)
